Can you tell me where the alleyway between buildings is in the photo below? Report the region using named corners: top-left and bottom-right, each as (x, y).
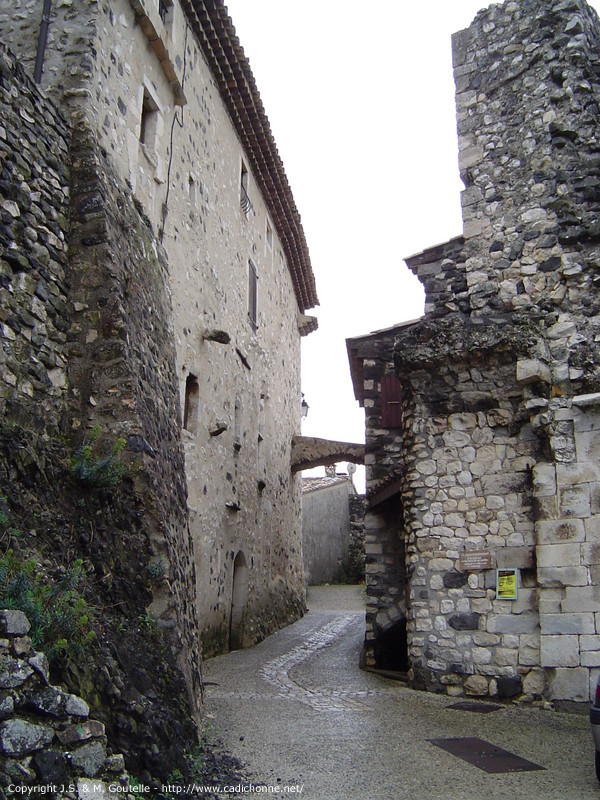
top-left (203, 586), bottom-right (596, 799)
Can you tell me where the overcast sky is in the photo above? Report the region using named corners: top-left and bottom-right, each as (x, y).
top-left (225, 0), bottom-right (600, 491)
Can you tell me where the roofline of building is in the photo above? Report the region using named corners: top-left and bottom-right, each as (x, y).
top-left (346, 317), bottom-right (422, 405)
top-left (404, 235), bottom-right (465, 275)
top-left (179, 0), bottom-right (318, 313)
top-left (302, 475), bottom-right (353, 494)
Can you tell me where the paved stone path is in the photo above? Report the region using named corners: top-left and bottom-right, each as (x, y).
top-left (203, 586), bottom-right (597, 799)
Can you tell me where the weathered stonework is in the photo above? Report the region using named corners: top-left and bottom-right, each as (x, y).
top-left (0, 0), bottom-right (318, 779)
top-left (349, 0), bottom-right (600, 703)
top-left (0, 610), bottom-right (127, 788)
top-left (1, 0), bottom-right (318, 655)
top-left (0, 42), bottom-right (201, 775)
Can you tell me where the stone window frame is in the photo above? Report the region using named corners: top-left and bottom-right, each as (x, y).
top-left (183, 373), bottom-right (200, 434)
top-left (234, 395), bottom-right (243, 451)
top-left (139, 81), bottom-right (162, 159)
top-left (158, 0), bottom-right (174, 28)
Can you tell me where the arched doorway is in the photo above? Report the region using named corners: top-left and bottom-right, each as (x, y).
top-left (229, 550), bottom-right (249, 651)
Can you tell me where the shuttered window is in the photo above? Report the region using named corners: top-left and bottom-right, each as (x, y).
top-left (381, 375), bottom-right (403, 428)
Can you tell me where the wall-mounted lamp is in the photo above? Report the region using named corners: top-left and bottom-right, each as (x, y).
top-left (301, 394), bottom-right (309, 419)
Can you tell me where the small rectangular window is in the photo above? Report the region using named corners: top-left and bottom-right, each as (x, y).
top-left (381, 375), bottom-right (403, 429)
top-left (240, 160), bottom-right (252, 216)
top-left (248, 260), bottom-right (258, 331)
top-left (140, 89), bottom-right (159, 149)
top-left (183, 374), bottom-right (199, 433)
top-left (188, 175), bottom-right (197, 207)
top-left (158, 0), bottom-right (174, 26)
top-left (266, 220), bottom-right (273, 251)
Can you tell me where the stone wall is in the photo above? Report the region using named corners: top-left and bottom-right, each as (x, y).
top-left (0, 37), bottom-right (202, 779)
top-left (0, 41), bottom-right (71, 429)
top-left (302, 476), bottom-right (354, 585)
top-left (347, 328), bottom-right (408, 671)
top-left (0, 0), bottom-right (312, 656)
top-left (1, 0), bottom-right (316, 661)
top-left (67, 111), bottom-right (202, 713)
top-left (349, 0), bottom-right (600, 703)
top-left (0, 610), bottom-right (126, 788)
top-left (348, 493), bottom-right (366, 583)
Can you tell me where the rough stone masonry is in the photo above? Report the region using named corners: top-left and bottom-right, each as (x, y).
top-left (350, 0), bottom-right (600, 704)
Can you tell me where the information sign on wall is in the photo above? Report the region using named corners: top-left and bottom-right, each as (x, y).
top-left (459, 550), bottom-right (492, 571)
top-left (496, 568), bottom-right (518, 600)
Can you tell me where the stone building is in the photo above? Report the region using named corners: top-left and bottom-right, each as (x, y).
top-left (0, 0), bottom-right (318, 677)
top-left (302, 473), bottom-right (355, 585)
top-left (348, 0), bottom-right (600, 704)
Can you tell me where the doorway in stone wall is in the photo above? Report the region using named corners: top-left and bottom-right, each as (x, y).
top-left (229, 550), bottom-right (249, 651)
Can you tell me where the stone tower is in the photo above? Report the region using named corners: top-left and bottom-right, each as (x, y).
top-left (349, 0), bottom-right (600, 703)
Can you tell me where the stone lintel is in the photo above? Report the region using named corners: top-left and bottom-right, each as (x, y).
top-left (291, 436), bottom-right (364, 473)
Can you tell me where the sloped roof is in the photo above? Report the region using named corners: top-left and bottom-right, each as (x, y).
top-left (346, 318), bottom-right (422, 405)
top-left (302, 475), bottom-right (352, 494)
top-left (179, 0), bottom-right (318, 312)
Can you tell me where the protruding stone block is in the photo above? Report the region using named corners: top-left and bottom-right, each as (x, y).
top-left (464, 674), bottom-right (489, 696)
top-left (516, 359), bottom-right (551, 385)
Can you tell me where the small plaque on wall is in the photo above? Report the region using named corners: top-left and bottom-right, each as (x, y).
top-left (459, 550), bottom-right (492, 571)
top-left (496, 568), bottom-right (518, 600)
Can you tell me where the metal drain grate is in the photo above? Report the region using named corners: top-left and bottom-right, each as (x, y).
top-left (446, 701), bottom-right (504, 713)
top-left (429, 737), bottom-right (545, 773)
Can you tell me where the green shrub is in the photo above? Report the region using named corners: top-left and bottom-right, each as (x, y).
top-left (0, 550), bottom-right (96, 664)
top-left (70, 425), bottom-right (127, 488)
top-left (0, 496), bottom-right (23, 545)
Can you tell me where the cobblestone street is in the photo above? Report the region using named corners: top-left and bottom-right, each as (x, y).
top-left (203, 586), bottom-right (597, 799)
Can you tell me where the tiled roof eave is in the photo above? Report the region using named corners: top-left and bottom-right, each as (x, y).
top-left (180, 0), bottom-right (319, 313)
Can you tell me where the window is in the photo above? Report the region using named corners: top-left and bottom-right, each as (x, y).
top-left (240, 160), bottom-right (252, 215)
top-left (266, 220), bottom-right (273, 251)
top-left (158, 0), bottom-right (174, 26)
top-left (139, 88), bottom-right (159, 149)
top-left (248, 260), bottom-right (258, 331)
top-left (183, 374), bottom-right (199, 433)
top-left (381, 374), bottom-right (403, 428)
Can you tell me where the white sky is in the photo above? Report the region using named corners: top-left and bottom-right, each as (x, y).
top-left (225, 0), bottom-right (600, 491)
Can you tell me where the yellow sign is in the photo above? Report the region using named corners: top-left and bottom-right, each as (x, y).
top-left (496, 568), bottom-right (518, 600)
